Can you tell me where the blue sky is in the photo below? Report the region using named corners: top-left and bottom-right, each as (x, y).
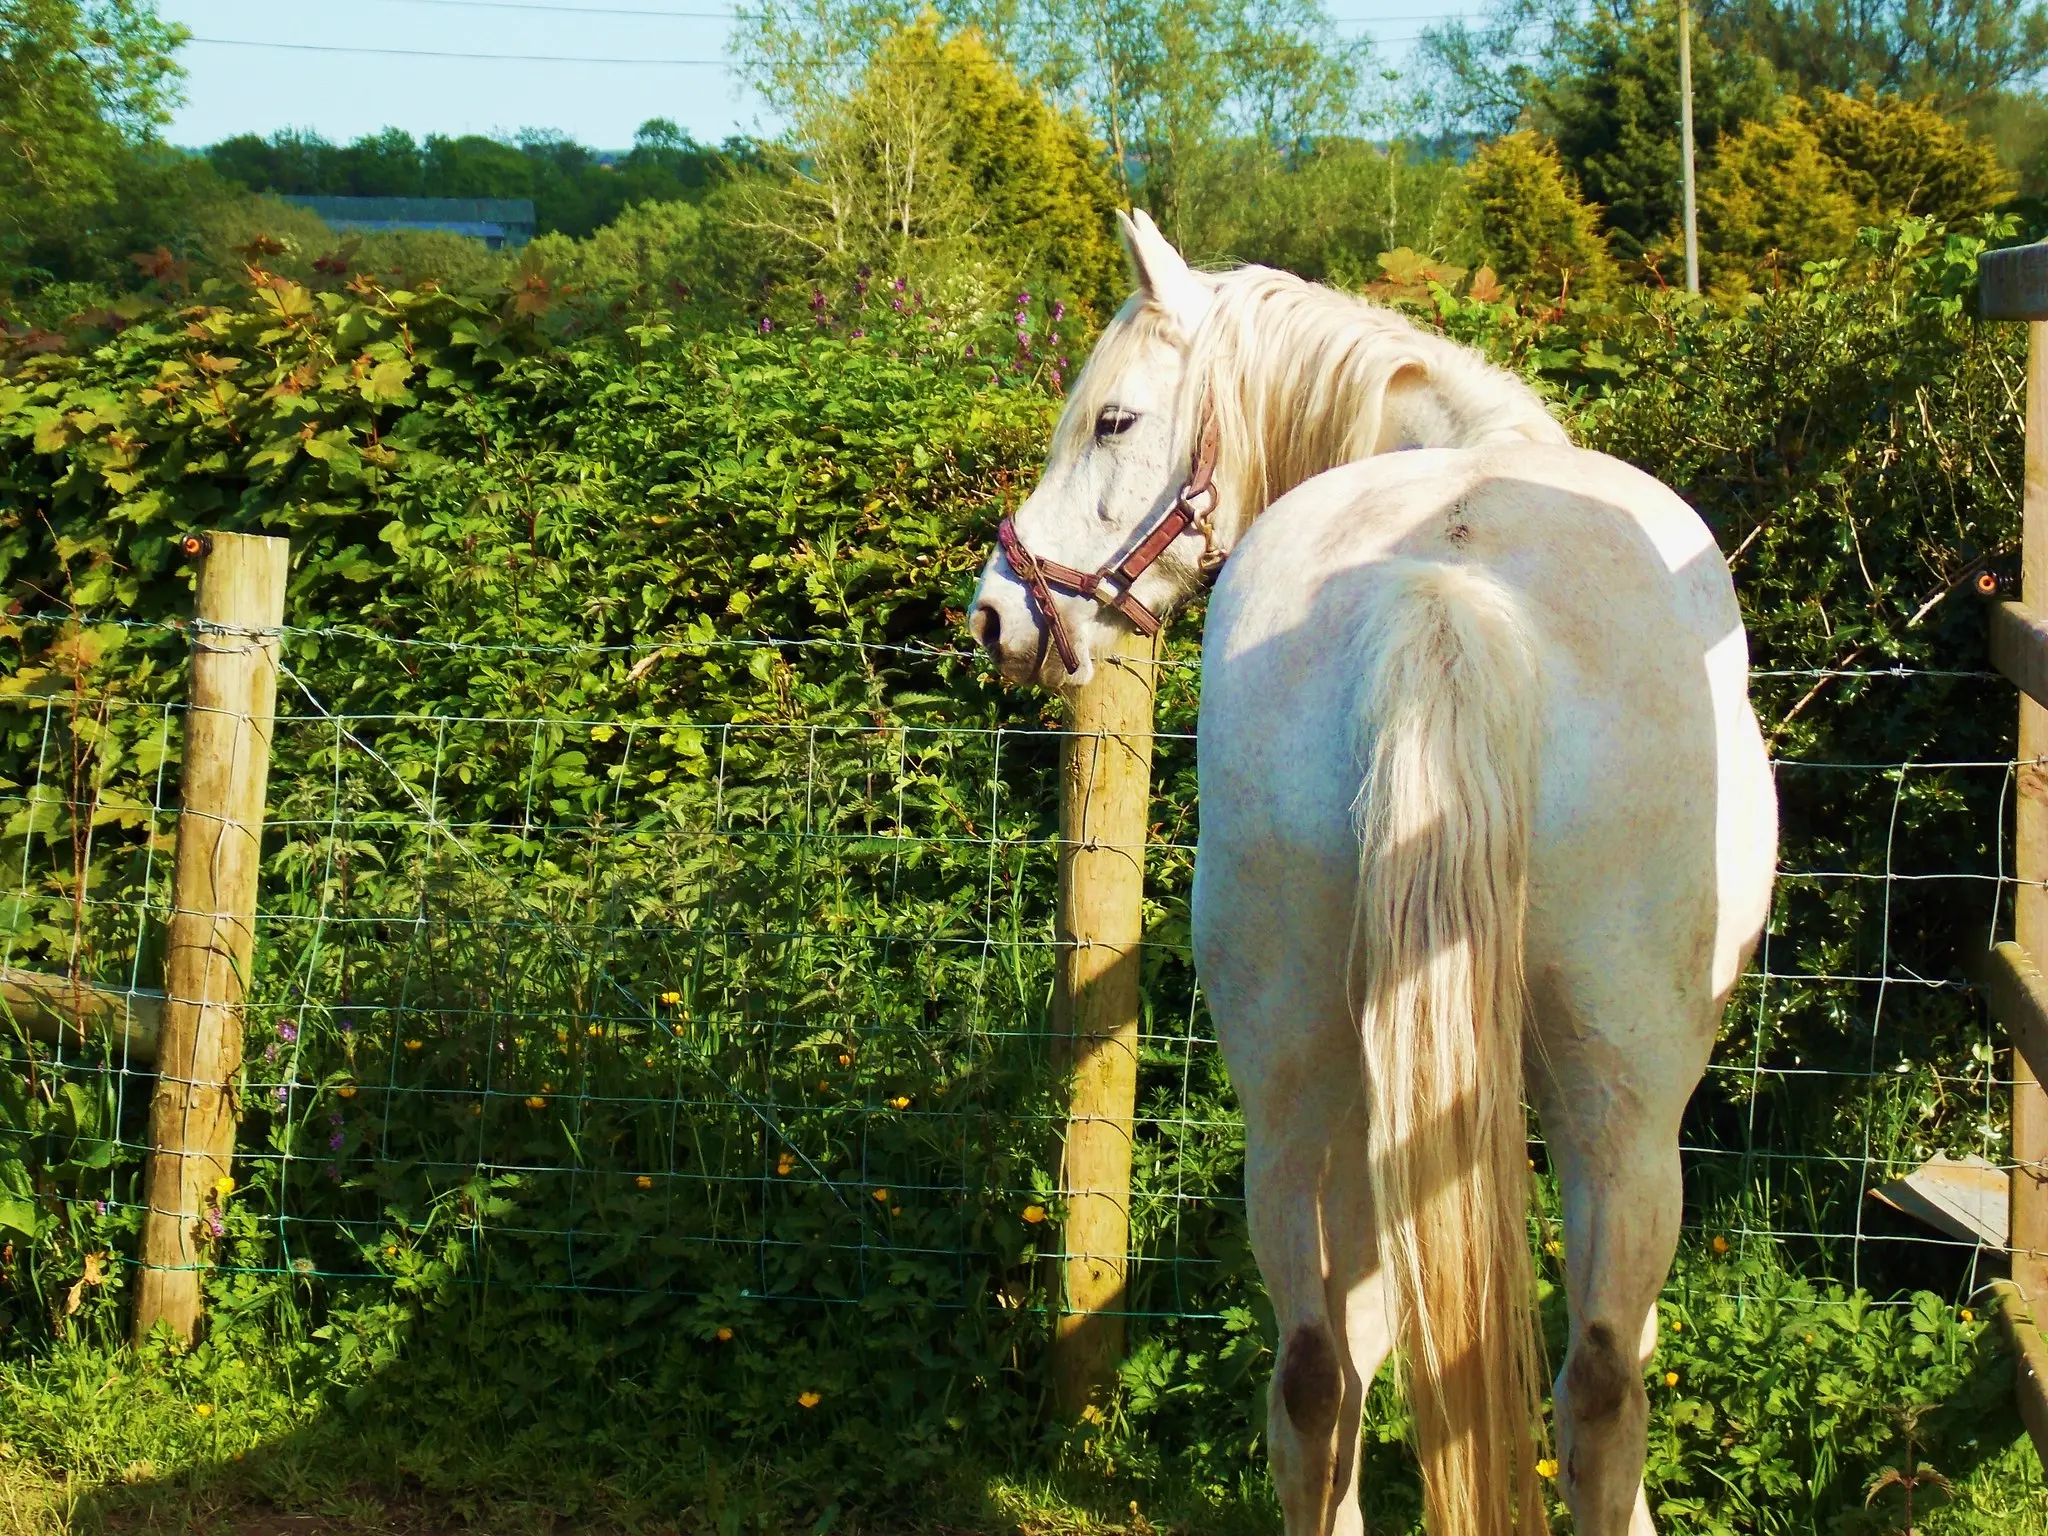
top-left (159, 0), bottom-right (1478, 150)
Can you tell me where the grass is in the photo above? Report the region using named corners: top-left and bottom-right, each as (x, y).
top-left (0, 1308), bottom-right (2043, 1536)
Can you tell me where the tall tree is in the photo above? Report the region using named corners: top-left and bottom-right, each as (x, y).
top-left (0, 0), bottom-right (185, 259)
top-left (1704, 0), bottom-right (2048, 109)
top-left (735, 0), bottom-right (1370, 250)
top-left (739, 18), bottom-right (1124, 307)
top-left (1527, 0), bottom-right (1777, 260)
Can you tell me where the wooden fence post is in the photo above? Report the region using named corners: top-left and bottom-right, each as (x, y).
top-left (1980, 241), bottom-right (2048, 1451)
top-left (133, 532), bottom-right (289, 1347)
top-left (2016, 316), bottom-right (2048, 1336)
top-left (1050, 625), bottom-right (1162, 1414)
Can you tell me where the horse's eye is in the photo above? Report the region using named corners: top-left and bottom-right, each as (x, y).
top-left (1094, 407), bottom-right (1139, 440)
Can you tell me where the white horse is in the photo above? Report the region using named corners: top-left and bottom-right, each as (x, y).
top-left (969, 213), bottom-right (1777, 1536)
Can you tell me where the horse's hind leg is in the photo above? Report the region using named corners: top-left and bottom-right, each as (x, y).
top-left (1235, 1007), bottom-right (1393, 1536)
top-left (1542, 1079), bottom-right (1685, 1536)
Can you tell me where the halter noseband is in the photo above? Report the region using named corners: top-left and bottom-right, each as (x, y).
top-left (996, 410), bottom-right (1226, 675)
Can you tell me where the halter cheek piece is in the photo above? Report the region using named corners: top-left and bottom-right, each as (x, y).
top-left (996, 411), bottom-right (1226, 674)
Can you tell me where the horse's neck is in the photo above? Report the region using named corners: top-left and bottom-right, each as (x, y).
top-left (1380, 337), bottom-right (1563, 454)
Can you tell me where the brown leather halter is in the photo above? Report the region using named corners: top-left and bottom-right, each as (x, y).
top-left (995, 411), bottom-right (1225, 674)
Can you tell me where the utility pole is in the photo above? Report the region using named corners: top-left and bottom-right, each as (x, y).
top-left (1679, 0), bottom-right (1699, 294)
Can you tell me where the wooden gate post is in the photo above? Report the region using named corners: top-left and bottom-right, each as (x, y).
top-left (1049, 625), bottom-right (1162, 1414)
top-left (133, 533), bottom-right (289, 1346)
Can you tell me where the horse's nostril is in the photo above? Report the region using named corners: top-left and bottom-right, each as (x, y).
top-left (971, 604), bottom-right (1002, 656)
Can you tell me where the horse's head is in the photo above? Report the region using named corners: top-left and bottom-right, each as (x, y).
top-left (969, 211), bottom-right (1219, 688)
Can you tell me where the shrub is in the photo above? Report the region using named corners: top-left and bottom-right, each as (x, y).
top-left (1465, 130), bottom-right (1619, 302)
top-left (1703, 92), bottom-right (2014, 289)
top-left (1699, 109), bottom-right (1866, 289)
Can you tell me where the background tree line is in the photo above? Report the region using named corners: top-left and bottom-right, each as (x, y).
top-left (2, 0), bottom-right (2044, 324)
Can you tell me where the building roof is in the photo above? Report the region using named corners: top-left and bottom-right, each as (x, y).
top-left (289, 196), bottom-right (537, 229)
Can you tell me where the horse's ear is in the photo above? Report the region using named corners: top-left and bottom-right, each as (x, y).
top-left (1117, 209), bottom-right (1210, 337)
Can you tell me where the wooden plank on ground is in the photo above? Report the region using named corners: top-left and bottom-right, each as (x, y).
top-left (1991, 601), bottom-right (2048, 712)
top-left (1984, 243), bottom-right (2048, 323)
top-left (1994, 1279), bottom-right (2048, 1465)
top-left (1985, 942), bottom-right (2048, 1094)
top-left (0, 966), bottom-right (161, 1064)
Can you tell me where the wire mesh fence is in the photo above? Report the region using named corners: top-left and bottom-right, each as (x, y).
top-left (0, 621), bottom-right (2022, 1350)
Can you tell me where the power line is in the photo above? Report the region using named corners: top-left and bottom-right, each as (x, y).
top-left (186, 36), bottom-right (732, 64)
top-left (362, 0), bottom-right (748, 17)
top-left (195, 0), bottom-right (1482, 26)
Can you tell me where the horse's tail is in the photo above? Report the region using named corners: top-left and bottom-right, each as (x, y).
top-left (1351, 559), bottom-right (1547, 1536)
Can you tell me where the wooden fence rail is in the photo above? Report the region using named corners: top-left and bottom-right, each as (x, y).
top-left (1976, 239), bottom-right (2048, 1458)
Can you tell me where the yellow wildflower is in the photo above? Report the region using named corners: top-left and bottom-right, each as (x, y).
top-left (1669, 1318), bottom-right (1681, 1333)
top-left (1535, 1458), bottom-right (1558, 1480)
top-left (871, 1188), bottom-right (889, 1203)
top-left (193, 1404), bottom-right (213, 1419)
top-left (213, 1176), bottom-right (235, 1199)
top-left (1663, 1371), bottom-right (1679, 1388)
top-left (404, 1039), bottom-right (423, 1052)
top-left (1711, 1236), bottom-right (1730, 1255)
top-left (469, 1103), bottom-right (483, 1116)
top-left (383, 1245), bottom-right (397, 1258)
top-left (525, 1095), bottom-right (546, 1110)
top-left (715, 1326), bottom-right (734, 1342)
top-left (337, 1085), bottom-right (357, 1099)
top-left (836, 1053), bottom-right (852, 1068)
top-left (797, 1390), bottom-right (822, 1409)
top-left (1543, 1238), bottom-right (1563, 1257)
top-left (587, 1024), bottom-right (602, 1038)
top-left (888, 1096), bottom-right (911, 1110)
top-left (635, 1175), bottom-right (654, 1190)
top-left (660, 991), bottom-right (681, 1005)
top-left (1961, 1308), bottom-right (1975, 1323)
top-left (1022, 1204), bottom-right (1047, 1225)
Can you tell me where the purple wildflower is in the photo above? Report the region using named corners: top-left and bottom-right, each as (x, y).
top-left (851, 328), bottom-right (865, 339)
top-left (894, 276), bottom-right (906, 292)
top-left (93, 1200), bottom-right (106, 1215)
top-left (1052, 301), bottom-right (1065, 321)
top-left (329, 1129), bottom-right (345, 1150)
top-left (759, 316), bottom-right (773, 335)
top-left (207, 1210), bottom-right (225, 1238)
top-left (1052, 369), bottom-right (1063, 390)
top-left (892, 298), bottom-right (904, 311)
top-left (273, 1084), bottom-right (288, 1105)
top-left (338, 1015), bottom-right (354, 1035)
top-left (278, 1023), bottom-right (297, 1044)
top-left (264, 1044), bottom-right (278, 1064)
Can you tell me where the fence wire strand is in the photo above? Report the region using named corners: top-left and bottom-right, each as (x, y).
top-left (0, 623), bottom-right (2019, 1323)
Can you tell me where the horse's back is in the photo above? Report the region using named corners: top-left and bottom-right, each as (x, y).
top-left (1194, 441), bottom-right (1775, 1048)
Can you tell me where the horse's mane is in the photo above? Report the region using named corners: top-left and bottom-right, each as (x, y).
top-left (1060, 266), bottom-right (1568, 523)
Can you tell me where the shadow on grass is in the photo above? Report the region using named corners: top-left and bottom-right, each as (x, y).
top-left (19, 1317), bottom-right (1280, 1536)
